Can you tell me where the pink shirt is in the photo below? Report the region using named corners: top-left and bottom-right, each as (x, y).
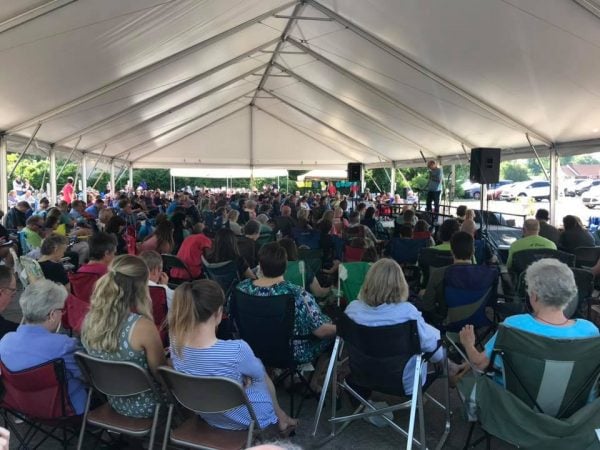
top-left (62, 183), bottom-right (74, 204)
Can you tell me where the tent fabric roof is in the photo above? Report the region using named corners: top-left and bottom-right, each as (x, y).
top-left (2, 0), bottom-right (600, 169)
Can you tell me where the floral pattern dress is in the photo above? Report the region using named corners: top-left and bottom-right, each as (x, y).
top-left (84, 313), bottom-right (161, 418)
top-left (236, 280), bottom-right (332, 363)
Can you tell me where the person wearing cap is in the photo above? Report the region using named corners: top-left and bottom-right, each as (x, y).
top-left (535, 209), bottom-right (559, 246)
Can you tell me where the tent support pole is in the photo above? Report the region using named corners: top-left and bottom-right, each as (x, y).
top-left (112, 88), bottom-right (255, 159)
top-left (87, 145), bottom-right (107, 180)
top-left (56, 135), bottom-right (81, 180)
top-left (129, 164), bottom-right (134, 192)
top-left (526, 133), bottom-right (549, 181)
top-left (249, 2), bottom-right (306, 106)
top-left (131, 105), bottom-right (248, 163)
top-left (307, 0), bottom-right (553, 147)
top-left (549, 147), bottom-right (560, 226)
top-left (8, 123), bottom-right (42, 179)
top-left (273, 62), bottom-right (436, 157)
top-left (115, 166), bottom-right (127, 191)
top-left (49, 146), bottom-right (57, 205)
top-left (286, 37), bottom-right (475, 149)
top-left (110, 160), bottom-right (116, 196)
top-left (390, 164), bottom-right (397, 195)
top-left (0, 136), bottom-right (7, 215)
top-left (250, 106), bottom-right (254, 188)
top-left (81, 153), bottom-right (88, 200)
top-left (265, 89), bottom-right (394, 161)
top-left (7, 1), bottom-right (298, 134)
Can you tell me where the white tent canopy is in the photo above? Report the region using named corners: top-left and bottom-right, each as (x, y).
top-left (170, 168), bottom-right (287, 179)
top-left (297, 170), bottom-right (347, 181)
top-left (3, 0), bottom-right (600, 173)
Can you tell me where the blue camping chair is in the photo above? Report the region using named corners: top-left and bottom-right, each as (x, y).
top-left (387, 238), bottom-right (429, 265)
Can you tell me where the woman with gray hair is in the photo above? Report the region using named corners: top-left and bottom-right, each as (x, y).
top-left (0, 279), bottom-right (87, 414)
top-left (460, 258), bottom-right (599, 373)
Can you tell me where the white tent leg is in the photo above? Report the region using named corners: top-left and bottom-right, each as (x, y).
top-left (49, 146), bottom-right (57, 205)
top-left (129, 164), bottom-right (134, 193)
top-left (110, 160), bottom-right (116, 197)
top-left (0, 136), bottom-right (7, 216)
top-left (549, 147), bottom-right (560, 226)
top-left (390, 165), bottom-right (396, 195)
top-left (81, 153), bottom-right (88, 201)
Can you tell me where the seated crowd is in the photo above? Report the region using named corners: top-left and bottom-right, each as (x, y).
top-left (0, 186), bottom-right (598, 447)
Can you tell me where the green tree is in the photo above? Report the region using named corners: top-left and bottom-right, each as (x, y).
top-left (501, 161), bottom-right (529, 182)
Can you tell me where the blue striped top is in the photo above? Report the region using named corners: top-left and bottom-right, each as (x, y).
top-left (170, 339), bottom-right (278, 430)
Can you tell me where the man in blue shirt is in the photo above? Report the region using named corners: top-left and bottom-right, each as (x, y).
top-left (426, 160), bottom-right (443, 214)
top-left (0, 280), bottom-right (87, 415)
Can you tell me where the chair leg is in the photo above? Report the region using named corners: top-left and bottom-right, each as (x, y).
top-left (311, 337), bottom-right (341, 436)
top-left (77, 390), bottom-right (92, 450)
top-left (407, 356), bottom-right (423, 450)
top-left (148, 404), bottom-right (160, 450)
top-left (463, 422), bottom-right (476, 450)
top-left (162, 404), bottom-right (173, 450)
top-left (417, 387), bottom-right (426, 450)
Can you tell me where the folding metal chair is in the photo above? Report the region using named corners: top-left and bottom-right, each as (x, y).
top-left (0, 359), bottom-right (80, 449)
top-left (74, 352), bottom-right (162, 450)
top-left (312, 314), bottom-right (450, 449)
top-left (158, 367), bottom-right (260, 450)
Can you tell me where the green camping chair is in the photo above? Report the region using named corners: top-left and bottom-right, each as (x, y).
top-left (459, 326), bottom-right (600, 450)
top-left (284, 260), bottom-right (306, 289)
top-left (337, 262), bottom-right (372, 305)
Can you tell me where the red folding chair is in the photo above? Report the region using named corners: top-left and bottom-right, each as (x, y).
top-left (148, 286), bottom-right (168, 347)
top-left (343, 245), bottom-right (365, 263)
top-left (68, 272), bottom-right (101, 302)
top-left (0, 359), bottom-right (80, 449)
top-left (64, 294), bottom-right (91, 335)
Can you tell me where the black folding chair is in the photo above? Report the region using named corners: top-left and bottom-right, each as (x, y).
top-left (161, 254), bottom-right (193, 286)
top-left (417, 248), bottom-right (454, 288)
top-left (312, 314), bottom-right (450, 449)
top-left (230, 290), bottom-right (317, 417)
top-left (573, 246), bottom-right (600, 269)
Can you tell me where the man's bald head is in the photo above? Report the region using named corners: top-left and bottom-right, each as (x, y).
top-left (523, 218), bottom-right (540, 236)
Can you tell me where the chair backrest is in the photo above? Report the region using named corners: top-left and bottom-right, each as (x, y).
top-left (293, 229), bottom-right (321, 250)
top-left (388, 238), bottom-right (428, 265)
top-left (443, 264), bottom-right (498, 331)
top-left (162, 254), bottom-right (192, 279)
top-left (284, 260), bottom-right (306, 289)
top-left (69, 271), bottom-right (101, 302)
top-left (343, 245), bottom-right (365, 263)
top-left (230, 291), bottom-right (296, 369)
top-left (417, 248), bottom-right (454, 287)
top-left (474, 239), bottom-right (486, 265)
top-left (511, 249), bottom-right (575, 276)
top-left (74, 352), bottom-right (158, 398)
top-left (573, 246), bottom-right (600, 269)
top-left (256, 232), bottom-right (275, 249)
top-left (338, 262), bottom-right (371, 302)
top-left (158, 367), bottom-right (258, 421)
top-left (298, 248), bottom-right (323, 275)
top-left (337, 314), bottom-right (421, 397)
top-left (0, 359), bottom-right (76, 420)
top-left (492, 326), bottom-right (600, 418)
top-left (402, 265), bottom-right (422, 292)
top-left (19, 256), bottom-right (44, 286)
top-left (202, 256), bottom-right (240, 298)
top-left (148, 286), bottom-right (168, 345)
top-left (64, 293), bottom-right (90, 333)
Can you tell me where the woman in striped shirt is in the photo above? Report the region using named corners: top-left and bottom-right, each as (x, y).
top-left (169, 279), bottom-right (297, 433)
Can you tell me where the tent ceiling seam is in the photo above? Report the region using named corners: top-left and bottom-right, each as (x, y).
top-left (131, 103), bottom-right (249, 163)
top-left (307, 0), bottom-right (553, 147)
top-left (6, 0), bottom-right (296, 134)
top-left (272, 62), bottom-right (437, 157)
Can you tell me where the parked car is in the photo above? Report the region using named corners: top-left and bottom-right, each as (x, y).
top-left (499, 180), bottom-right (551, 201)
top-left (564, 178), bottom-right (590, 197)
top-left (462, 180), bottom-right (513, 200)
top-left (582, 185), bottom-right (600, 208)
top-left (576, 179), bottom-right (600, 196)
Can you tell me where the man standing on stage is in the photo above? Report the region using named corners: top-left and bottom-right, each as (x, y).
top-left (426, 160), bottom-right (443, 213)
